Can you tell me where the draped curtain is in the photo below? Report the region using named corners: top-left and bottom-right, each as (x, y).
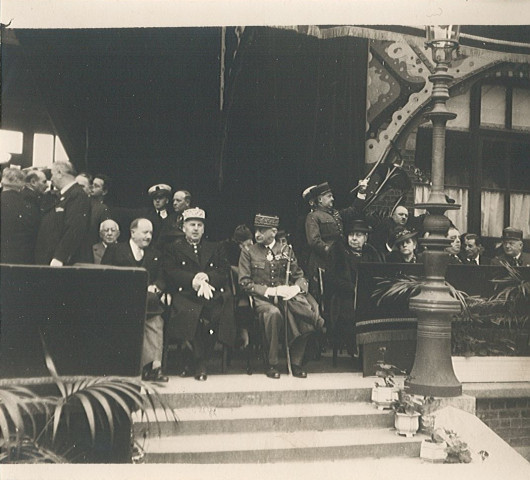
top-left (510, 193), bottom-right (530, 237)
top-left (481, 190), bottom-right (504, 238)
top-left (414, 185), bottom-right (468, 234)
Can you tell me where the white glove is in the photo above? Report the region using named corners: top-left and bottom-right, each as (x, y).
top-left (265, 287), bottom-right (277, 298)
top-left (147, 284), bottom-right (161, 294)
top-left (50, 258), bottom-right (63, 267)
top-left (197, 280), bottom-right (215, 300)
top-left (192, 272), bottom-right (209, 291)
top-left (276, 285), bottom-right (300, 300)
top-left (358, 178), bottom-right (369, 193)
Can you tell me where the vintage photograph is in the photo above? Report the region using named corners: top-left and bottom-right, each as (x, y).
top-left (1, 1), bottom-right (529, 478)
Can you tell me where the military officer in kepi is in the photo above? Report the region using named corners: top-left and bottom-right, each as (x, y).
top-left (238, 214), bottom-right (324, 379)
top-left (163, 207), bottom-right (236, 381)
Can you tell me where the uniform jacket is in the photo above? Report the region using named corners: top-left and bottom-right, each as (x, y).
top-left (162, 238), bottom-right (235, 346)
top-left (1, 189), bottom-right (41, 264)
top-left (492, 252), bottom-right (530, 267)
top-left (144, 206), bottom-right (170, 244)
top-left (238, 241), bottom-right (308, 298)
top-left (304, 199), bottom-right (365, 278)
top-left (156, 212), bottom-right (185, 248)
top-left (101, 241), bottom-right (165, 315)
top-left (34, 183), bottom-right (91, 265)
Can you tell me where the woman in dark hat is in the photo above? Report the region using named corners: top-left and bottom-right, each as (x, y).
top-left (386, 227), bottom-right (419, 263)
top-left (303, 181), bottom-right (367, 302)
top-left (325, 219), bottom-right (383, 357)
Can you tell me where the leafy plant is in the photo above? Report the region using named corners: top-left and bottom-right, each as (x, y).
top-left (374, 359), bottom-right (406, 388)
top-left (431, 428), bottom-right (474, 463)
top-left (372, 273), bottom-right (470, 317)
top-left (391, 390), bottom-right (424, 416)
top-left (0, 337), bottom-right (177, 463)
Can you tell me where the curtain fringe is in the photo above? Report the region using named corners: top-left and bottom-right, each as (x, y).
top-left (275, 25), bottom-right (530, 65)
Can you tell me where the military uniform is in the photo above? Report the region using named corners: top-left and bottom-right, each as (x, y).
top-left (239, 215), bottom-right (323, 374)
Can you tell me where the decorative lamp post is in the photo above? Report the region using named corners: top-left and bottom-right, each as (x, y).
top-left (406, 25), bottom-right (462, 397)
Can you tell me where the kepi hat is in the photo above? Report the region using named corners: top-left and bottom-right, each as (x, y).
top-left (389, 227), bottom-right (418, 249)
top-left (502, 227), bottom-right (523, 241)
top-left (254, 214), bottom-right (280, 229)
top-left (303, 182), bottom-right (332, 202)
top-left (182, 207), bottom-right (206, 222)
top-left (148, 184), bottom-right (172, 198)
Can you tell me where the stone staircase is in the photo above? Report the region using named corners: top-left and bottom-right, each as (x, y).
top-left (133, 373), bottom-right (428, 463)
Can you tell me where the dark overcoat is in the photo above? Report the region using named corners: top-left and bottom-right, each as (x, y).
top-left (34, 183), bottom-right (91, 265)
top-left (162, 238), bottom-right (235, 347)
top-left (1, 189), bottom-right (41, 264)
top-left (492, 252), bottom-right (530, 267)
top-left (101, 241), bottom-right (165, 315)
top-left (325, 240), bottom-right (383, 338)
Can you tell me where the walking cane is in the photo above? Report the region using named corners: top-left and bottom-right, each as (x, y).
top-left (284, 244), bottom-right (293, 376)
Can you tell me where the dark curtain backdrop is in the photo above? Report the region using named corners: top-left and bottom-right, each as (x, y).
top-left (7, 27), bottom-right (367, 240)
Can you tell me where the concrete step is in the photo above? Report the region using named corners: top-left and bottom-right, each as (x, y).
top-left (133, 401), bottom-right (394, 436)
top-left (142, 427), bottom-right (427, 463)
top-left (148, 372), bottom-right (375, 409)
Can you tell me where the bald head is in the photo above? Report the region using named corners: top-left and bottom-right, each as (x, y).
top-left (391, 206), bottom-right (409, 226)
top-left (130, 218), bottom-right (153, 249)
top-left (26, 170), bottom-right (48, 194)
top-left (51, 162), bottom-right (77, 190)
top-left (1, 167), bottom-right (25, 191)
top-left (99, 219), bottom-right (120, 245)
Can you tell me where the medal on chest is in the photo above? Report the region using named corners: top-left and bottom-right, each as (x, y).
top-left (266, 250), bottom-right (274, 262)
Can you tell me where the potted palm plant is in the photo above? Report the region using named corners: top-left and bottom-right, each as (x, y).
top-left (0, 342), bottom-right (177, 463)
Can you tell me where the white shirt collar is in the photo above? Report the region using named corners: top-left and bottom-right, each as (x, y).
top-left (60, 181), bottom-right (77, 195)
top-left (265, 239), bottom-right (276, 250)
top-left (129, 239), bottom-right (144, 261)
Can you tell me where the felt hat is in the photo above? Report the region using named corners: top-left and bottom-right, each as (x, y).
top-left (148, 184), bottom-right (172, 198)
top-left (254, 214), bottom-right (280, 228)
top-left (502, 227), bottom-right (523, 241)
top-left (345, 219), bottom-right (371, 234)
top-left (389, 227), bottom-right (418, 249)
top-left (182, 207), bottom-right (206, 222)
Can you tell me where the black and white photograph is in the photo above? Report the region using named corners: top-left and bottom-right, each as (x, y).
top-left (1, 1), bottom-right (529, 478)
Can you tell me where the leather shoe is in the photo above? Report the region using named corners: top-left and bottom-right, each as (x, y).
top-left (194, 371), bottom-right (208, 381)
top-left (142, 367), bottom-right (169, 383)
top-left (266, 366), bottom-right (280, 379)
top-left (179, 366), bottom-right (192, 378)
top-left (291, 364), bottom-right (307, 379)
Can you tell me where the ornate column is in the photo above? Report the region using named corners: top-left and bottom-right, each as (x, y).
top-left (406, 26), bottom-right (462, 397)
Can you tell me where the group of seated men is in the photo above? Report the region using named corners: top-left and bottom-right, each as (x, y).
top-left (1, 164), bottom-right (529, 383)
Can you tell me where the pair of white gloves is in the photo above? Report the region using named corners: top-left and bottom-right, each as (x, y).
top-left (192, 272), bottom-right (216, 300)
top-left (265, 284), bottom-right (301, 301)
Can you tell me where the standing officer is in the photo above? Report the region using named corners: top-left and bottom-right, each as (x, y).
top-left (239, 214), bottom-right (324, 379)
top-left (145, 184), bottom-right (172, 244)
top-left (163, 208), bottom-right (235, 381)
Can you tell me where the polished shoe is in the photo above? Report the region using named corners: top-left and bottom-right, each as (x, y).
top-left (179, 366), bottom-right (193, 378)
top-left (291, 364), bottom-right (307, 379)
top-left (142, 367), bottom-right (169, 383)
top-left (194, 371), bottom-right (208, 381)
top-left (266, 366), bottom-right (280, 379)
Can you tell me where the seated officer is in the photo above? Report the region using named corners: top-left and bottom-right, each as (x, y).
top-left (492, 227), bottom-right (530, 267)
top-left (163, 207), bottom-right (235, 381)
top-left (238, 214), bottom-right (324, 379)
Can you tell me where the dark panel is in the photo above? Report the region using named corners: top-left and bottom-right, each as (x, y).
top-left (0, 264), bottom-right (147, 378)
